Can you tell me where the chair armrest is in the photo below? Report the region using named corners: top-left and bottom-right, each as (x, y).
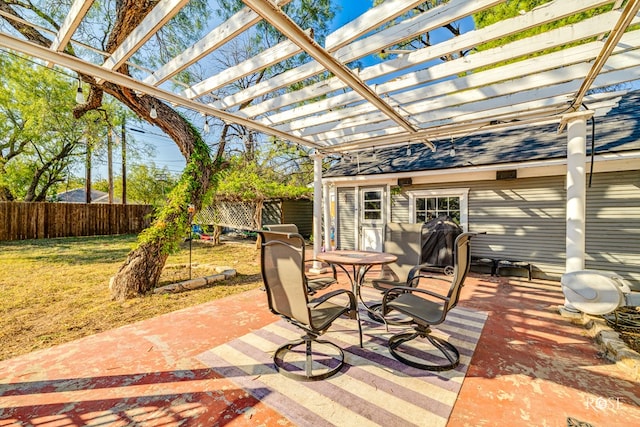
top-left (382, 285), bottom-right (449, 303)
top-left (308, 289), bottom-right (356, 309)
top-left (381, 286), bottom-right (450, 317)
top-left (406, 263), bottom-right (452, 286)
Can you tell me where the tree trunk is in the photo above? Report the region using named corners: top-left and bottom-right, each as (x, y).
top-left (109, 241), bottom-right (169, 300)
top-left (213, 225), bottom-right (222, 245)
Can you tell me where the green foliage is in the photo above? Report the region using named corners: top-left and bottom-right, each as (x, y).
top-left (473, 1), bottom-right (614, 54)
top-left (93, 163), bottom-right (178, 206)
top-left (0, 53), bottom-right (128, 201)
top-left (215, 155), bottom-right (312, 202)
top-left (0, 54), bottom-right (82, 200)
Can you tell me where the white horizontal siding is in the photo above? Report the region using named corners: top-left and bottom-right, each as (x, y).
top-left (337, 188), bottom-right (356, 250)
top-left (585, 171), bottom-right (640, 289)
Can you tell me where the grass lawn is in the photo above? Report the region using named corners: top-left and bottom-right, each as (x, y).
top-left (0, 235), bottom-right (262, 361)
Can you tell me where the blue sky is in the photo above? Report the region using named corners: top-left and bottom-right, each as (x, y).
top-left (331, 1), bottom-right (372, 30)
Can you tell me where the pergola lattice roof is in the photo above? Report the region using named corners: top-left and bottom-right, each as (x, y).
top-left (1, 0), bottom-right (639, 155)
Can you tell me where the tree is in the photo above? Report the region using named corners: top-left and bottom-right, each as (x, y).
top-left (0, 0), bottom-right (336, 300)
top-left (0, 0), bottom-right (216, 299)
top-left (0, 53), bottom-right (88, 201)
top-left (94, 163), bottom-right (178, 206)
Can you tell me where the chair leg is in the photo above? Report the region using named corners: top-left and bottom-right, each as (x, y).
top-left (388, 329), bottom-right (460, 371)
top-left (274, 336), bottom-right (345, 381)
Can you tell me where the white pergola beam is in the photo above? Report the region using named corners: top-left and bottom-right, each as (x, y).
top-left (144, 7), bottom-right (262, 87)
top-left (239, 0), bottom-right (614, 120)
top-left (220, 0), bottom-right (504, 115)
top-left (273, 31), bottom-right (640, 138)
top-left (102, 0), bottom-right (190, 71)
top-left (304, 61), bottom-right (640, 146)
top-left (144, 1), bottom-right (294, 87)
top-left (0, 32), bottom-right (320, 149)
top-left (182, 30), bottom-right (310, 99)
top-left (259, 13), bottom-right (631, 129)
top-left (242, 0), bottom-right (427, 145)
top-left (569, 0), bottom-right (640, 110)
top-left (50, 0), bottom-right (94, 52)
top-left (305, 62), bottom-right (640, 152)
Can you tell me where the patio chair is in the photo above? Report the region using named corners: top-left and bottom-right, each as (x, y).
top-left (263, 224), bottom-right (337, 294)
top-left (380, 232), bottom-right (474, 371)
top-left (258, 231), bottom-right (362, 381)
top-left (367, 222), bottom-right (431, 322)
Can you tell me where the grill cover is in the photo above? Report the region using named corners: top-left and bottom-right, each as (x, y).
top-left (421, 216), bottom-right (462, 267)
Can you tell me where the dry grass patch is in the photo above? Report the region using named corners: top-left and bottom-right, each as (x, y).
top-left (0, 235), bottom-right (262, 361)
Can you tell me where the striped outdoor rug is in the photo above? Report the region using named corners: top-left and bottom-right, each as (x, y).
top-left (197, 287), bottom-right (487, 427)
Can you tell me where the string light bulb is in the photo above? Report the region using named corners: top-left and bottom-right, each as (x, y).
top-left (150, 106), bottom-right (158, 119)
top-left (203, 116), bottom-right (210, 134)
top-left (406, 144), bottom-right (411, 156)
top-left (450, 136), bottom-right (456, 156)
top-left (75, 79), bottom-right (84, 104)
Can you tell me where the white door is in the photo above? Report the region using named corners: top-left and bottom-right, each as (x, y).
top-left (360, 188), bottom-right (385, 251)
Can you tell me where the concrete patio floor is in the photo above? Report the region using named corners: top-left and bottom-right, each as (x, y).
top-left (1, 271), bottom-right (639, 426)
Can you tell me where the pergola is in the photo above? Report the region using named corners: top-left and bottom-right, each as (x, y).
top-left (1, 0), bottom-right (639, 276)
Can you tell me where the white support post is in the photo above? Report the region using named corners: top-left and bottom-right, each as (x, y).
top-left (310, 151), bottom-right (325, 272)
top-left (323, 183), bottom-right (331, 251)
top-left (561, 110), bottom-right (594, 312)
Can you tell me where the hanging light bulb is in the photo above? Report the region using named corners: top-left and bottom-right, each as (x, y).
top-left (450, 146), bottom-right (456, 157)
top-left (75, 79), bottom-right (84, 104)
top-left (371, 147), bottom-right (377, 160)
top-left (203, 116), bottom-right (210, 134)
top-left (406, 144), bottom-right (411, 156)
top-left (150, 106), bottom-right (158, 119)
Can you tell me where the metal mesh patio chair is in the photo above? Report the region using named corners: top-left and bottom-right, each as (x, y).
top-left (380, 232), bottom-right (474, 371)
top-left (258, 231), bottom-right (362, 381)
top-left (367, 222), bottom-right (431, 322)
top-left (263, 224), bottom-right (337, 294)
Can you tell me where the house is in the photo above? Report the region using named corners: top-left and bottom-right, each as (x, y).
top-left (322, 90), bottom-right (640, 289)
top-left (54, 189), bottom-right (116, 203)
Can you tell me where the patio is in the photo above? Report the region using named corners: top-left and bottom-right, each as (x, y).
top-left (1, 270), bottom-right (639, 426)
top-left (0, 1), bottom-right (639, 425)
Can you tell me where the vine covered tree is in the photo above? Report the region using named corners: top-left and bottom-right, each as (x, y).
top-left (0, 0), bottom-right (336, 300)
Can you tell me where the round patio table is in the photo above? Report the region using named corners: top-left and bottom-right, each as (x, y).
top-left (316, 250), bottom-right (397, 328)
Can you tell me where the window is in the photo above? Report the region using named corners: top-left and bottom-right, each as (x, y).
top-left (362, 190), bottom-right (382, 220)
top-left (408, 188), bottom-right (469, 231)
top-left (415, 196), bottom-right (460, 223)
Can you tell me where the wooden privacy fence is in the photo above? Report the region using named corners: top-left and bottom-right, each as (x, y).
top-left (0, 202), bottom-right (153, 241)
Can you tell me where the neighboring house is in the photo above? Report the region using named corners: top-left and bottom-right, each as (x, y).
top-left (54, 189), bottom-right (121, 204)
top-left (323, 90), bottom-right (640, 289)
